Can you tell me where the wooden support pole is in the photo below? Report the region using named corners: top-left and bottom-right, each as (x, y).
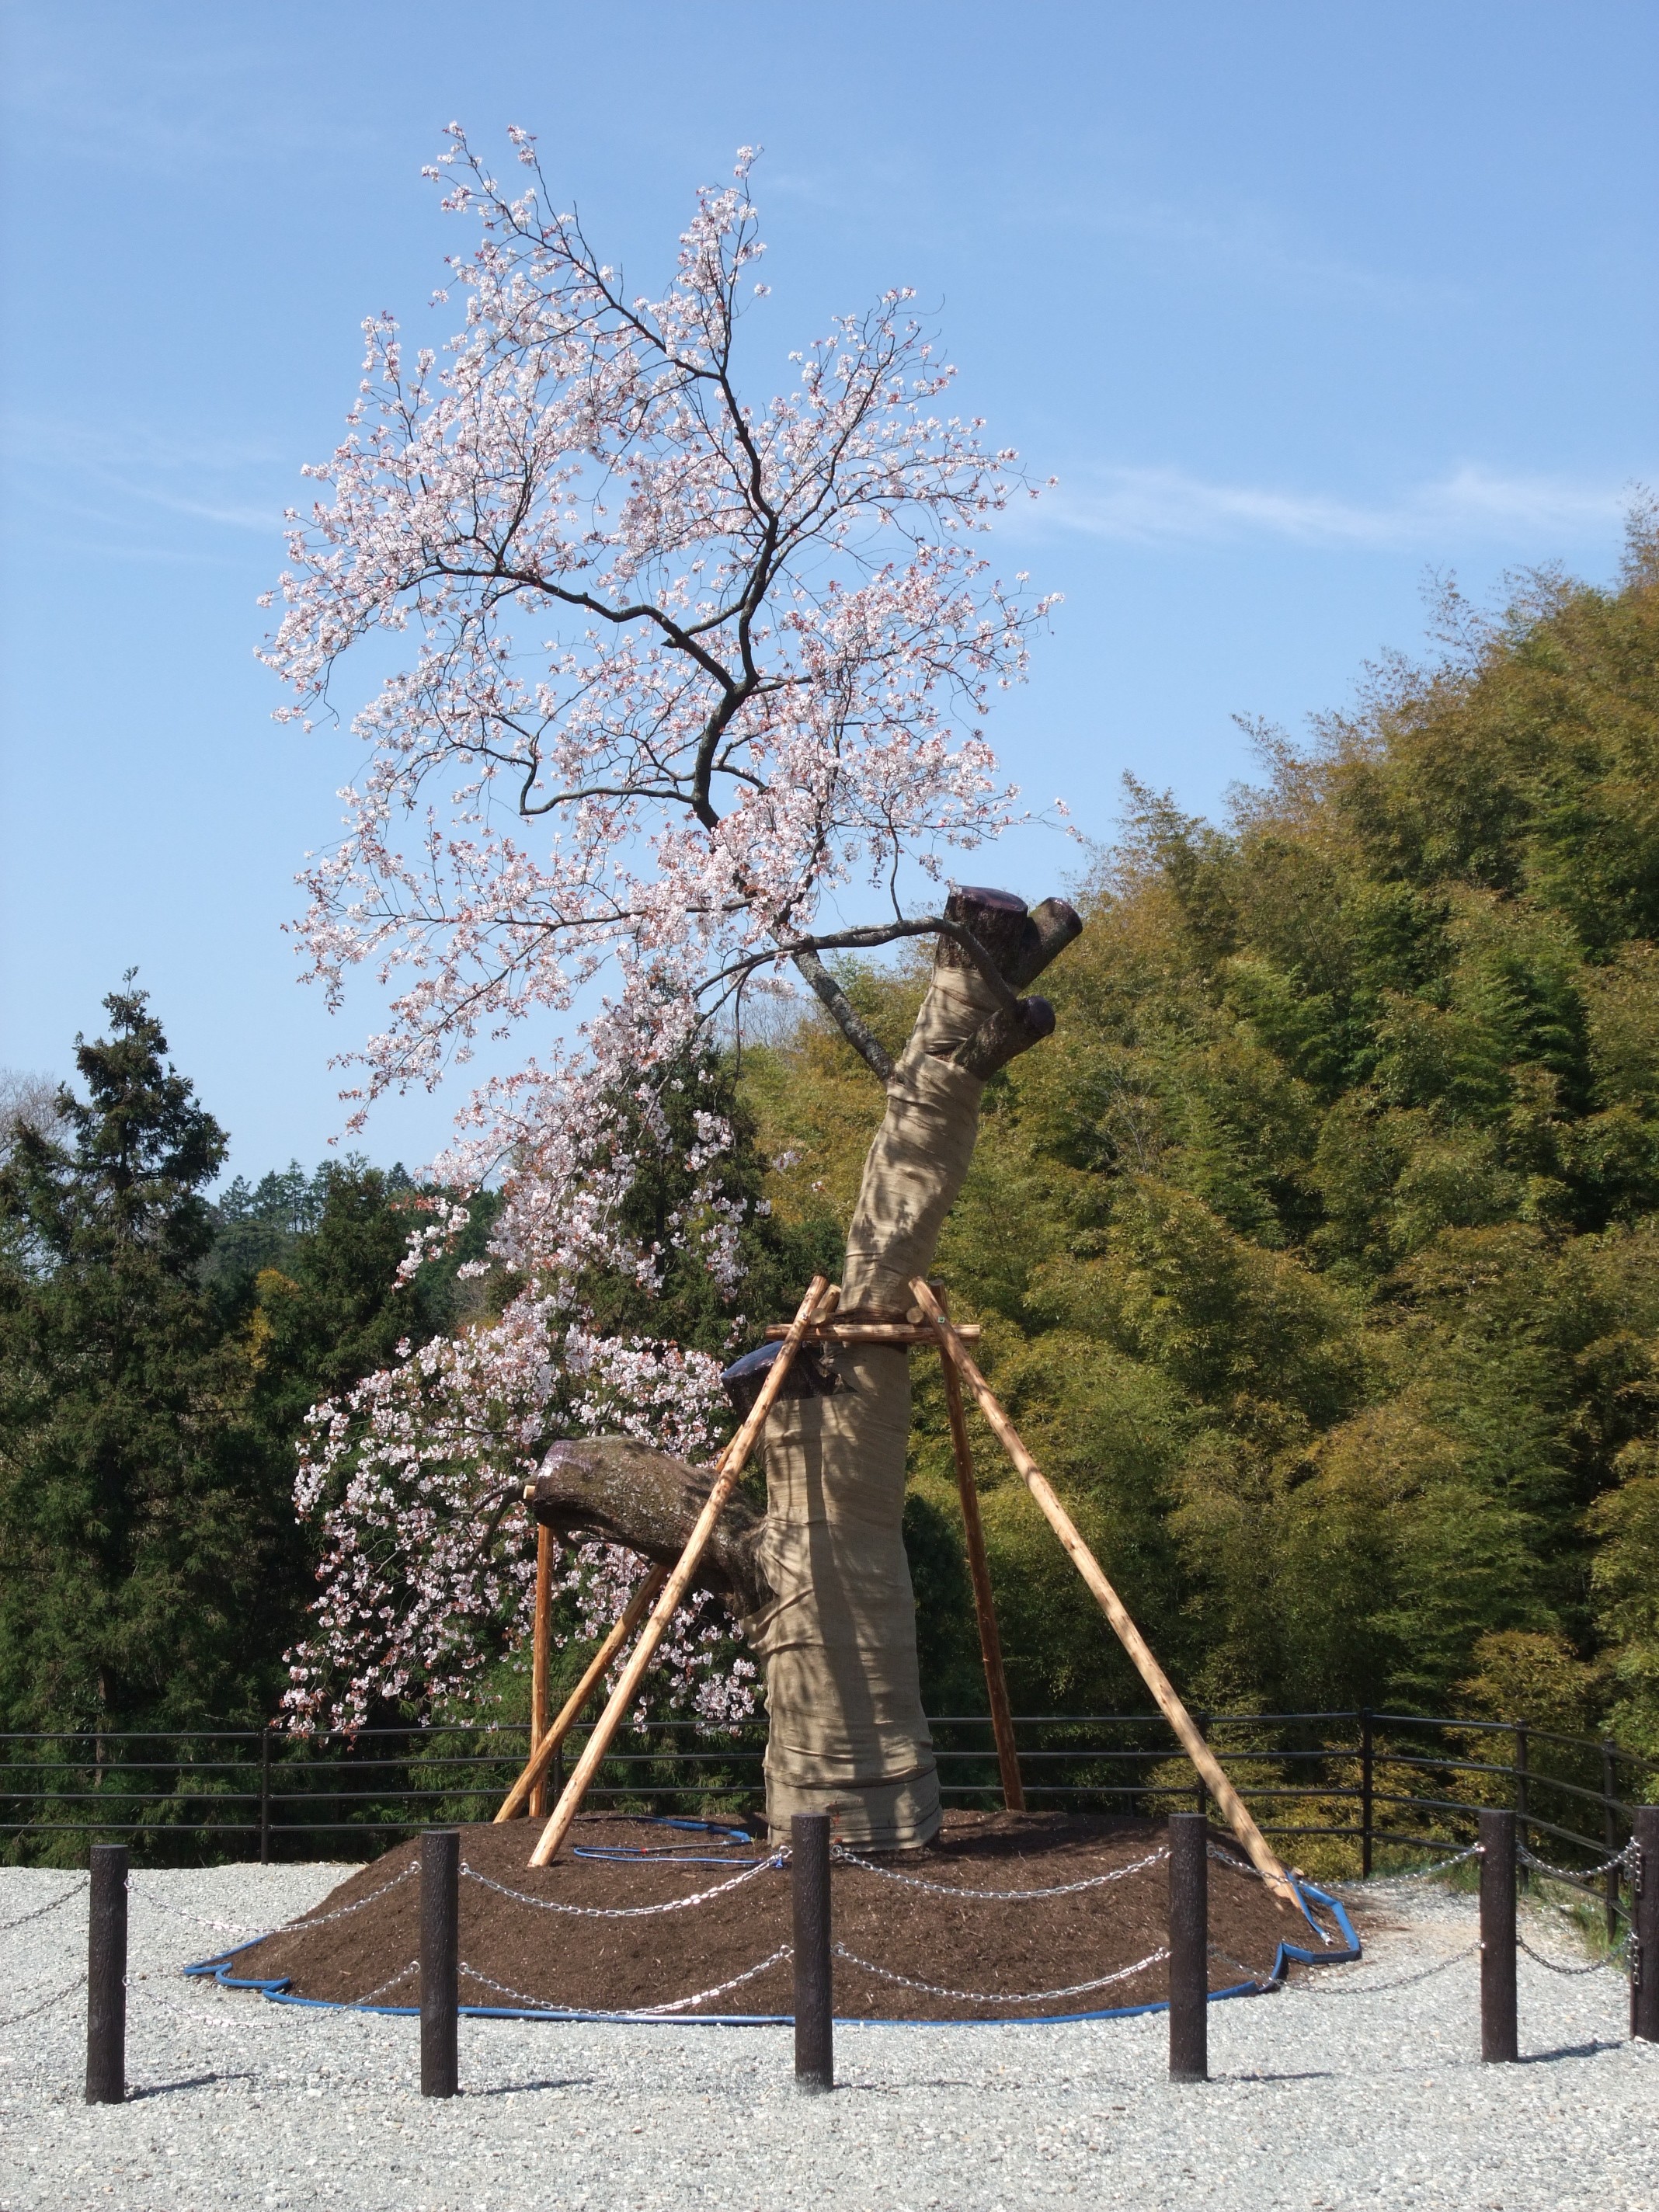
top-left (1167, 1811), bottom-right (1208, 2082)
top-left (85, 1843), bottom-right (127, 2106)
top-left (762, 1321), bottom-right (981, 1344)
top-left (494, 1565), bottom-right (669, 1823)
top-left (936, 1329), bottom-right (1024, 1812)
top-left (528, 1524), bottom-right (554, 1818)
top-left (529, 1277), bottom-right (833, 1866)
top-left (912, 1278), bottom-right (1297, 1909)
top-left (791, 1812), bottom-right (834, 2092)
top-left (420, 1828), bottom-right (460, 2098)
top-left (1480, 1807), bottom-right (1518, 2062)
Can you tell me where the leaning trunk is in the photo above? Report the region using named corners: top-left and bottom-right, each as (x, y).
top-left (739, 890), bottom-right (1076, 1845)
top-left (529, 889), bottom-right (1079, 1849)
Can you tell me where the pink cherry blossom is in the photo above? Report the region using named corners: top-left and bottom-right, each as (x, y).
top-left (266, 127), bottom-right (1056, 1734)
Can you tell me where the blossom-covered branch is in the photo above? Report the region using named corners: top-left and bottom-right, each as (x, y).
top-left (264, 127), bottom-right (1055, 1731)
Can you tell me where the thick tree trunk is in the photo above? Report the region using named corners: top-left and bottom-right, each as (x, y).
top-left (530, 889), bottom-right (1080, 1849)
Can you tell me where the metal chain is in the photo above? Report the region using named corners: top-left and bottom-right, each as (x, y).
top-left (1518, 1841), bottom-right (1637, 1884)
top-left (1209, 1942), bottom-right (1282, 1989)
top-left (0, 1880), bottom-right (87, 1935)
top-left (122, 1862), bottom-right (419, 1950)
top-left (1283, 1942), bottom-right (1482, 1996)
top-left (0, 1972), bottom-right (86, 2031)
top-left (457, 1944), bottom-right (795, 2019)
top-left (274, 1860), bottom-right (422, 1934)
top-left (346, 1958), bottom-right (421, 2008)
top-left (1517, 1931), bottom-right (1629, 1978)
top-left (833, 1842), bottom-right (1168, 1902)
top-left (122, 1975), bottom-right (259, 2043)
top-left (459, 1851), bottom-right (784, 1921)
top-left (1322, 1843), bottom-right (1484, 1889)
top-left (123, 1882), bottom-right (263, 1939)
top-left (832, 1942), bottom-right (1170, 2008)
top-left (1206, 1845), bottom-right (1261, 1873)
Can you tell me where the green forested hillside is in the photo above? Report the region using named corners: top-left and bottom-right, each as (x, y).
top-left (745, 524), bottom-right (1659, 1754)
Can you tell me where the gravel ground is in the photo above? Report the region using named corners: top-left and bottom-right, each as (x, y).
top-left (1, 1860), bottom-right (1654, 2211)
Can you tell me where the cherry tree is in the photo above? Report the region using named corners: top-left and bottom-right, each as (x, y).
top-left (268, 128), bottom-right (1080, 1842)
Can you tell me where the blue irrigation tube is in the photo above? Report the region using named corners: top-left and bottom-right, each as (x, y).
top-left (185, 1876), bottom-right (1358, 2029)
top-left (573, 1815), bottom-right (759, 1866)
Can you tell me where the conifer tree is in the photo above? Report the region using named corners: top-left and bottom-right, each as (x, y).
top-left (0, 984), bottom-right (299, 1730)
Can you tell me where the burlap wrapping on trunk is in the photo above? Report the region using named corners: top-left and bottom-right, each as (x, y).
top-left (740, 965), bottom-right (999, 1847)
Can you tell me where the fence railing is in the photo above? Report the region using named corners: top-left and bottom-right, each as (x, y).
top-left (4, 1709), bottom-right (1654, 1922)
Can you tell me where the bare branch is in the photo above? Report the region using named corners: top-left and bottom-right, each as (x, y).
top-left (791, 948), bottom-right (895, 1081)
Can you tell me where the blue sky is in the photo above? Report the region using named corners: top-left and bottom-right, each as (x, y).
top-left (2, 2), bottom-right (1654, 1181)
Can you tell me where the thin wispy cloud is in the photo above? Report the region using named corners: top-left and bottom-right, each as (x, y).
top-left (1041, 463), bottom-right (1642, 550)
top-left (1073, 193), bottom-right (1452, 311)
top-left (2, 413), bottom-right (294, 547)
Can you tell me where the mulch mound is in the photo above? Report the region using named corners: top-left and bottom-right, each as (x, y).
top-left (222, 1811), bottom-right (1340, 2022)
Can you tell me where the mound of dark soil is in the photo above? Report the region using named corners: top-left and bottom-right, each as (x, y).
top-left (223, 1812), bottom-right (1342, 2022)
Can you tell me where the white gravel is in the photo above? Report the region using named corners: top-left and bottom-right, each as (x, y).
top-left (1, 1860), bottom-right (1654, 2210)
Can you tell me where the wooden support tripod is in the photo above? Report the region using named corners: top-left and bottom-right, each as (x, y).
top-left (500, 1269), bottom-right (1289, 1904)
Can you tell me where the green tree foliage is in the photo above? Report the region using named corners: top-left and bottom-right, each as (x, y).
top-left (745, 518), bottom-right (1659, 1744)
top-left (0, 985), bottom-right (294, 1732)
top-left (0, 991), bottom-right (506, 1738)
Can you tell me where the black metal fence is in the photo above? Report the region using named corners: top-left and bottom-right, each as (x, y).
top-left (4, 1709), bottom-right (1654, 1922)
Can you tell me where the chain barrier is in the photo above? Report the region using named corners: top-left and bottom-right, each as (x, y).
top-left (114, 1862), bottom-right (421, 1950)
top-left (1518, 1841), bottom-right (1637, 1885)
top-left (0, 1972), bottom-right (86, 2031)
top-left (1206, 1845), bottom-right (1261, 1873)
top-left (1516, 1931), bottom-right (1629, 1978)
top-left (344, 1958), bottom-right (422, 2008)
top-left (1284, 1942), bottom-right (1482, 1997)
top-left (0, 1880), bottom-right (87, 1936)
top-left (1321, 1842), bottom-right (1484, 1890)
top-left (459, 1851), bottom-right (784, 1921)
top-left (123, 1881), bottom-right (263, 1939)
top-left (832, 1842), bottom-right (1168, 1902)
top-left (123, 1974), bottom-right (261, 2043)
top-left (1209, 1942), bottom-right (1281, 1990)
top-left (274, 1860), bottom-right (422, 1935)
top-left (831, 1942), bottom-right (1170, 2009)
top-left (457, 1945), bottom-right (795, 2019)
